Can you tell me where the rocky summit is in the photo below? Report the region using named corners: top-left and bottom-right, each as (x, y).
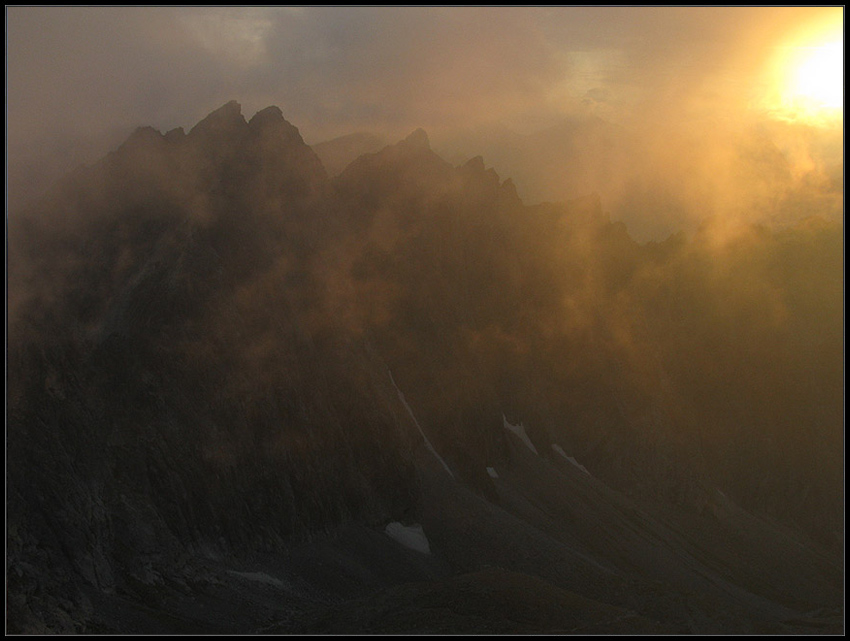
top-left (6, 102), bottom-right (844, 634)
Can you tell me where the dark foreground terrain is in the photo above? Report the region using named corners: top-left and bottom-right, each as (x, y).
top-left (12, 440), bottom-right (842, 634)
top-left (7, 102), bottom-right (843, 634)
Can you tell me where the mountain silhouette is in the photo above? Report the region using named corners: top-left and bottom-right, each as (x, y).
top-left (312, 131), bottom-right (389, 177)
top-left (7, 102), bottom-right (843, 634)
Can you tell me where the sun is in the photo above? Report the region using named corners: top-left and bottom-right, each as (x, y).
top-left (751, 12), bottom-right (844, 126)
top-left (760, 19), bottom-right (844, 125)
top-left (782, 40), bottom-right (843, 115)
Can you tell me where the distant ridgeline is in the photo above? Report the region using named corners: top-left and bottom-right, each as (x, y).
top-left (7, 101), bottom-right (843, 632)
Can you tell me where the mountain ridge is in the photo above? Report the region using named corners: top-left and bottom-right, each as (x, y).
top-left (7, 101), bottom-right (843, 634)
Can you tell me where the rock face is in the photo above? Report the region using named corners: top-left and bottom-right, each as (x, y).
top-left (7, 102), bottom-right (844, 634)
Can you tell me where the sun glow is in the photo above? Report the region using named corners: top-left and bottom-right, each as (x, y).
top-left (783, 41), bottom-right (843, 111)
top-left (762, 21), bottom-right (844, 125)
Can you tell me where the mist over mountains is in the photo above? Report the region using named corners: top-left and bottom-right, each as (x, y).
top-left (316, 114), bottom-right (844, 242)
top-left (6, 101), bottom-right (843, 633)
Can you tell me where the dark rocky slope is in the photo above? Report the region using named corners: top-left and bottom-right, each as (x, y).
top-left (7, 102), bottom-right (843, 633)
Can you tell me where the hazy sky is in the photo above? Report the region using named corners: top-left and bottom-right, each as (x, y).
top-left (5, 6), bottom-right (844, 232)
top-left (7, 6), bottom-right (842, 138)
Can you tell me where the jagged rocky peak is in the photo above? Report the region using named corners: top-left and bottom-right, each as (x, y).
top-left (113, 124), bottom-right (183, 160)
top-left (188, 99), bottom-right (247, 139)
top-left (457, 154), bottom-right (503, 198)
top-left (403, 127), bottom-right (431, 151)
top-left (174, 101), bottom-right (327, 189)
top-left (248, 105), bottom-right (305, 146)
top-left (249, 104), bottom-right (284, 125)
top-left (335, 124), bottom-right (450, 188)
top-left (113, 126), bottom-right (169, 158)
top-left (311, 132), bottom-right (389, 177)
top-left (463, 155), bottom-right (486, 172)
top-left (164, 127), bottom-right (186, 142)
top-left (459, 154), bottom-right (499, 181)
top-left (125, 125), bottom-right (164, 144)
top-left (499, 177), bottom-right (520, 204)
top-left (209, 98), bottom-right (244, 121)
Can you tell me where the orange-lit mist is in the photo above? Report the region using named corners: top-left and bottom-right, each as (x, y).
top-left (7, 7), bottom-right (844, 243)
top-left (758, 12), bottom-right (843, 125)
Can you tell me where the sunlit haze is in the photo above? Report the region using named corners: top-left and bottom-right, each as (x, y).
top-left (759, 14), bottom-right (844, 125)
top-left (7, 7), bottom-right (845, 634)
top-left (6, 6), bottom-right (844, 239)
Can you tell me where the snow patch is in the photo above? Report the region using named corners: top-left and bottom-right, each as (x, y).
top-left (486, 466), bottom-right (499, 478)
top-left (552, 444), bottom-right (589, 475)
top-left (502, 415), bottom-right (538, 454)
top-left (389, 370), bottom-right (454, 478)
top-left (385, 522), bottom-right (431, 555)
